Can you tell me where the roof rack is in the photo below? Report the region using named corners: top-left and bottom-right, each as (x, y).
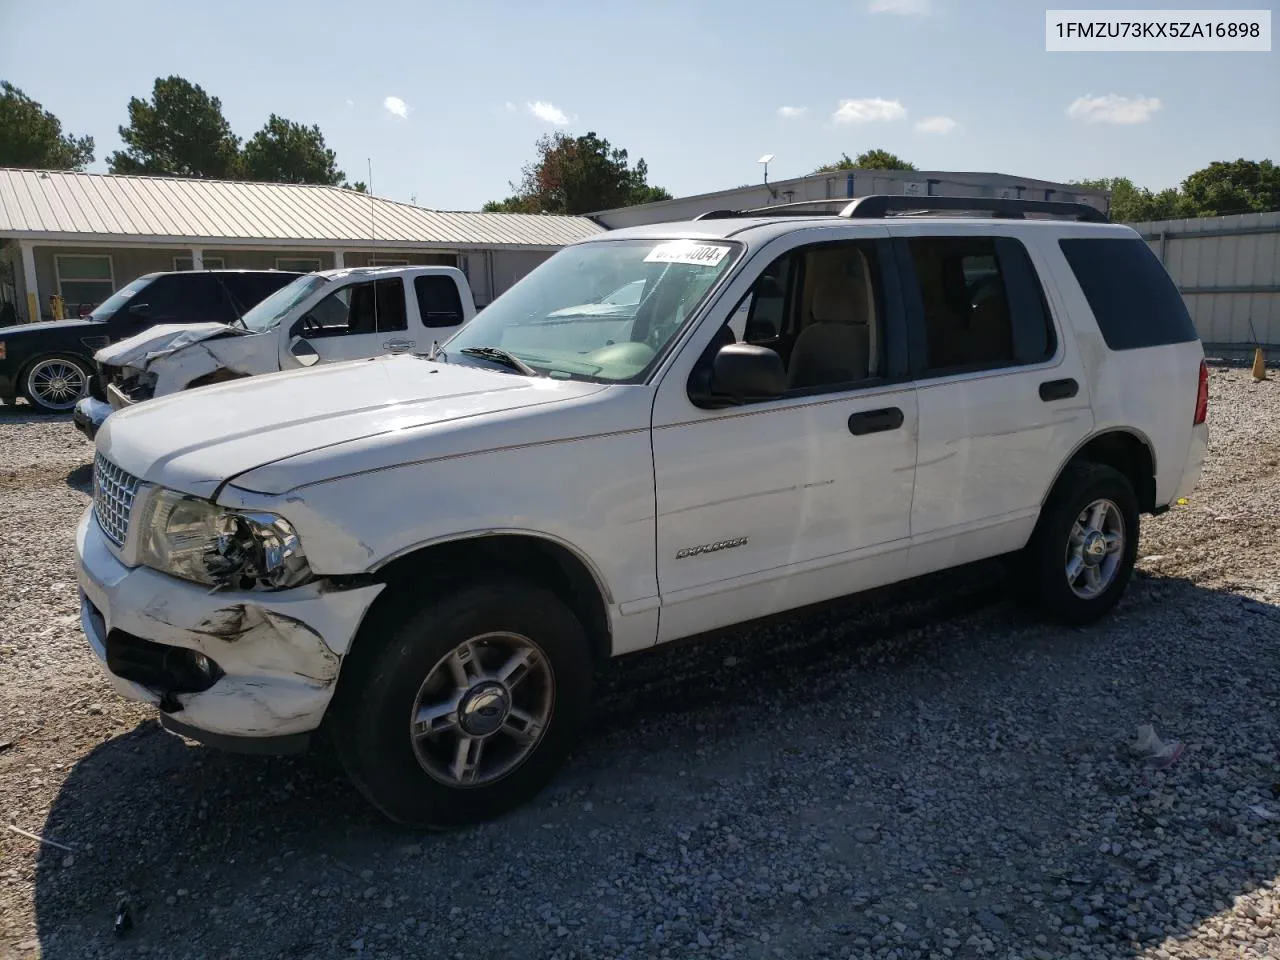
top-left (694, 194), bottom-right (1110, 224)
top-left (695, 199), bottom-right (852, 220)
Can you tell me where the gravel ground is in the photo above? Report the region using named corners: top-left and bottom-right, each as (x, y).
top-left (1, 364), bottom-right (1279, 960)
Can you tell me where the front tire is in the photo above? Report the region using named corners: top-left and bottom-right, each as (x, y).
top-left (1026, 462), bottom-right (1139, 625)
top-left (23, 355), bottom-right (92, 412)
top-left (329, 579), bottom-right (593, 828)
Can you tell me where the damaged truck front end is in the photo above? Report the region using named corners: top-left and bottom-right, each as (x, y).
top-left (75, 324), bottom-right (271, 440)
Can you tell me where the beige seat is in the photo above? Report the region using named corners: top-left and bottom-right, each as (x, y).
top-left (786, 257), bottom-right (873, 390)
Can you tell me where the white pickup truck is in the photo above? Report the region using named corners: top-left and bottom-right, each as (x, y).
top-left (73, 265), bottom-right (476, 439)
top-left (75, 196), bottom-right (1208, 830)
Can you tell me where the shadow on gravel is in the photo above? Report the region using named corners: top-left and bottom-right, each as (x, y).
top-left (31, 565), bottom-right (1280, 959)
top-left (65, 463), bottom-right (93, 494)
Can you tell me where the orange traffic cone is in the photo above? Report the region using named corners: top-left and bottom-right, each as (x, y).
top-left (1254, 346), bottom-right (1269, 382)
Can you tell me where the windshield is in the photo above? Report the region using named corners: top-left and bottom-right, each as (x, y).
top-left (240, 274), bottom-right (331, 333)
top-left (85, 280), bottom-right (150, 321)
top-left (445, 238), bottom-right (740, 382)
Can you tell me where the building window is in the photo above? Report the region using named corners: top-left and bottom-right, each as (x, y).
top-left (276, 257), bottom-right (323, 273)
top-left (174, 256), bottom-right (226, 271)
top-left (368, 257), bottom-right (409, 266)
top-left (55, 255), bottom-right (114, 313)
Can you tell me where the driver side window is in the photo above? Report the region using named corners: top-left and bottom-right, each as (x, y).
top-left (724, 240), bottom-right (887, 397)
top-left (302, 279), bottom-right (408, 337)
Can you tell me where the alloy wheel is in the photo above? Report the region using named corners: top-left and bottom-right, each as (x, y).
top-left (27, 359), bottom-right (89, 411)
top-left (1065, 498), bottom-right (1125, 599)
top-left (408, 631), bottom-right (555, 788)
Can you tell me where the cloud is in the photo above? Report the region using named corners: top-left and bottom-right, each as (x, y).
top-left (832, 97), bottom-right (907, 124)
top-left (383, 96), bottom-right (410, 120)
top-left (867, 0), bottom-right (932, 15)
top-left (504, 101), bottom-right (517, 113)
top-left (915, 115), bottom-right (957, 134)
top-left (1066, 93), bottom-right (1161, 125)
top-left (527, 100), bottom-right (570, 126)
top-left (777, 106), bottom-right (808, 119)
top-left (344, 98), bottom-right (354, 108)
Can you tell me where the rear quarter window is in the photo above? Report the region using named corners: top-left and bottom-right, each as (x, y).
top-left (1058, 237), bottom-right (1198, 350)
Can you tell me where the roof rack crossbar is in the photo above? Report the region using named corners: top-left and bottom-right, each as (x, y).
top-left (694, 199), bottom-right (851, 221)
top-left (694, 195), bottom-right (1109, 224)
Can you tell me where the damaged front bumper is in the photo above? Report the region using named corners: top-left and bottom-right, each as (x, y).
top-left (74, 507), bottom-right (384, 753)
top-left (73, 397), bottom-right (113, 441)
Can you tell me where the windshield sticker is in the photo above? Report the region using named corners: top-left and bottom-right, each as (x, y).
top-left (643, 242), bottom-right (730, 267)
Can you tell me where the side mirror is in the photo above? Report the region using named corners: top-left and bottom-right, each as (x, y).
top-left (289, 336), bottom-right (321, 367)
top-left (689, 343), bottom-right (786, 409)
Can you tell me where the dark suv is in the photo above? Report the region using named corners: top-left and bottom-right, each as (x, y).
top-left (0, 269), bottom-right (302, 412)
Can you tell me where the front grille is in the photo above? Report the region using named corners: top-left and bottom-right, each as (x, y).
top-left (93, 453), bottom-right (140, 547)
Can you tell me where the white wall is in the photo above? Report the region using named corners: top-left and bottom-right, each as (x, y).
top-left (1132, 211), bottom-right (1280, 349)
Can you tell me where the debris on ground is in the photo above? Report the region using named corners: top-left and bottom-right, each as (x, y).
top-left (1128, 723), bottom-right (1185, 769)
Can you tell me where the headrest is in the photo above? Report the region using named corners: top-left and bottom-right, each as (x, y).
top-left (811, 270), bottom-right (867, 325)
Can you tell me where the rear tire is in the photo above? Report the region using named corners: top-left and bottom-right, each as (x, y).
top-left (22, 355), bottom-right (92, 412)
top-left (329, 579), bottom-right (593, 829)
top-left (1025, 462), bottom-right (1139, 626)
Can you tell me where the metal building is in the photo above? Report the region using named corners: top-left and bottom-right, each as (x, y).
top-left (591, 169), bottom-right (1110, 228)
top-left (0, 169), bottom-right (604, 323)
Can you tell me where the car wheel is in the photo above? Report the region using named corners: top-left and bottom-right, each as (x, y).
top-left (23, 356), bottom-right (92, 412)
top-left (329, 578), bottom-right (593, 828)
top-left (1027, 462), bottom-right (1139, 625)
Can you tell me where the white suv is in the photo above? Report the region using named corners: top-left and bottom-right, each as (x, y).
top-left (75, 196), bottom-right (1209, 828)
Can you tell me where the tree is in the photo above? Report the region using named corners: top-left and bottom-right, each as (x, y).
top-left (1180, 159), bottom-right (1280, 217)
top-left (812, 149), bottom-right (916, 174)
top-left (107, 76), bottom-right (241, 178)
top-left (1071, 176), bottom-right (1186, 222)
top-left (483, 131), bottom-right (671, 214)
top-left (0, 81), bottom-right (94, 170)
top-left (348, 181), bottom-right (367, 193)
top-left (242, 114), bottom-right (344, 185)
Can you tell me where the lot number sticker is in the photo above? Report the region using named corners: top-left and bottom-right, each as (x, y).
top-left (644, 242), bottom-right (731, 267)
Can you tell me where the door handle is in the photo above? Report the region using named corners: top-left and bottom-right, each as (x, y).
top-left (1039, 378), bottom-right (1078, 401)
top-left (383, 339), bottom-right (415, 352)
top-left (848, 407), bottom-right (904, 436)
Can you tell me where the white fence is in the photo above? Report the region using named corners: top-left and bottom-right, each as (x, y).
top-left (1130, 211), bottom-right (1280, 355)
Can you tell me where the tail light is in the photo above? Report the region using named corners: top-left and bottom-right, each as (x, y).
top-left (1193, 359), bottom-right (1209, 425)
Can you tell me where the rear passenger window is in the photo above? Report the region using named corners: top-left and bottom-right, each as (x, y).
top-left (1058, 237), bottom-right (1198, 350)
top-left (906, 237), bottom-right (1056, 374)
top-left (414, 275), bottom-right (465, 328)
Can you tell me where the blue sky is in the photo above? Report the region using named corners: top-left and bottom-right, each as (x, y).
top-left (2, 0), bottom-right (1275, 210)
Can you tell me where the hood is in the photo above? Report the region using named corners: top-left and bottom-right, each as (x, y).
top-left (0, 318), bottom-right (103, 337)
top-left (95, 322), bottom-right (243, 369)
top-left (95, 354), bottom-right (607, 498)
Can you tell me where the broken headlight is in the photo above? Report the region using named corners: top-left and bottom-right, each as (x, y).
top-left (136, 489), bottom-right (312, 590)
